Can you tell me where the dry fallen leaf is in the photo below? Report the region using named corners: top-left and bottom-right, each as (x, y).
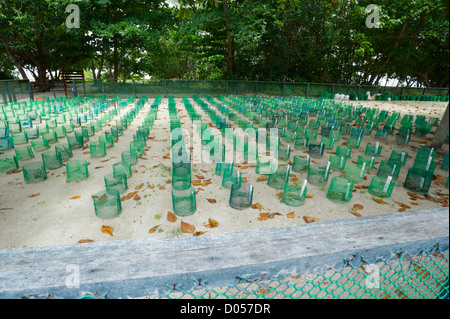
top-left (352, 204), bottom-right (364, 211)
top-left (251, 203), bottom-right (263, 211)
top-left (135, 183), bottom-right (144, 190)
top-left (256, 176), bottom-right (268, 182)
top-left (7, 169), bottom-right (22, 174)
top-left (407, 192), bottom-right (425, 200)
top-left (195, 174), bottom-right (205, 180)
top-left (305, 194), bottom-right (313, 199)
top-left (192, 180), bottom-right (202, 186)
top-left (208, 218), bottom-right (219, 227)
top-left (350, 211), bottom-right (362, 217)
top-left (269, 212), bottom-right (282, 219)
top-left (303, 216), bottom-right (321, 223)
top-left (101, 225), bottom-right (113, 236)
top-left (193, 231), bottom-right (207, 236)
top-left (159, 185), bottom-right (166, 190)
top-left (167, 212), bottom-right (177, 222)
top-left (132, 169), bottom-right (138, 174)
top-left (258, 213), bottom-right (269, 221)
top-left (70, 195), bottom-right (81, 200)
top-left (148, 225), bottom-right (160, 233)
top-left (29, 193), bottom-right (40, 198)
top-left (394, 201), bottom-right (411, 209)
top-left (206, 198), bottom-right (217, 204)
top-left (287, 212), bottom-right (295, 219)
top-left (373, 197), bottom-right (388, 204)
top-left (181, 221), bottom-right (195, 233)
top-left (77, 239), bottom-right (94, 244)
top-left (202, 179), bottom-right (212, 187)
top-left (134, 194), bottom-right (141, 201)
top-left (121, 191), bottom-right (138, 201)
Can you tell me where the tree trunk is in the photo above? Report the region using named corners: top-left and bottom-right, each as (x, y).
top-left (368, 20), bottom-right (409, 85)
top-left (36, 63), bottom-right (48, 92)
top-left (113, 35), bottom-right (119, 79)
top-left (91, 59), bottom-right (97, 79)
top-left (222, 0), bottom-right (234, 77)
top-left (97, 55), bottom-right (104, 79)
top-left (0, 37), bottom-right (28, 80)
top-left (431, 103), bottom-right (449, 150)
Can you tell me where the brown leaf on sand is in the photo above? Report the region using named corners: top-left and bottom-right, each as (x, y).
top-left (101, 225), bottom-right (113, 236)
top-left (303, 216), bottom-right (321, 223)
top-left (135, 183), bottom-right (144, 190)
top-left (167, 212), bottom-right (177, 222)
top-left (134, 194), bottom-right (141, 201)
top-left (206, 198), bottom-right (217, 204)
top-left (251, 203), bottom-right (263, 211)
top-left (181, 221), bottom-right (195, 233)
top-left (77, 239), bottom-right (94, 244)
top-left (70, 195), bottom-right (81, 200)
top-left (192, 180), bottom-right (202, 186)
top-left (373, 197), bottom-right (388, 204)
top-left (208, 218), bottom-right (219, 227)
top-left (121, 191), bottom-right (138, 201)
top-left (394, 201), bottom-right (411, 209)
top-left (256, 176), bottom-right (268, 182)
top-left (195, 174), bottom-right (205, 180)
top-left (258, 213), bottom-right (269, 221)
top-left (193, 231), bottom-right (207, 236)
top-left (352, 204), bottom-right (364, 211)
top-left (305, 194), bottom-right (313, 199)
top-left (201, 179), bottom-right (212, 187)
top-left (148, 225), bottom-right (160, 233)
top-left (269, 212), bottom-right (282, 219)
top-left (407, 192), bottom-right (425, 200)
top-left (7, 169), bottom-right (22, 174)
top-left (276, 192), bottom-right (284, 200)
top-left (287, 212), bottom-right (295, 219)
top-left (29, 193), bottom-right (40, 198)
top-left (350, 211), bottom-right (362, 217)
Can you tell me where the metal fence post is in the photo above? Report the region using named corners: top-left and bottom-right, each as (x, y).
top-left (226, 81), bottom-right (229, 96)
top-left (82, 80), bottom-right (86, 97)
top-left (101, 79), bottom-right (105, 96)
top-left (306, 83), bottom-right (310, 98)
top-left (27, 80), bottom-right (34, 101)
top-left (132, 79), bottom-right (136, 98)
top-left (5, 81), bottom-right (13, 103)
top-left (164, 80), bottom-right (167, 98)
top-left (73, 79), bottom-right (78, 97)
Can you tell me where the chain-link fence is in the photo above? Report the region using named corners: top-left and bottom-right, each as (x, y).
top-left (74, 79), bottom-right (449, 101)
top-left (144, 246), bottom-right (448, 300)
top-left (1, 79), bottom-right (448, 104)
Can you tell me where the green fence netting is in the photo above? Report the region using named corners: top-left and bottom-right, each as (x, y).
top-left (1, 79), bottom-right (448, 104)
top-left (139, 246), bottom-right (448, 300)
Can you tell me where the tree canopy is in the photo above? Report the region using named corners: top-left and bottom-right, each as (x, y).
top-left (0, 0), bottom-right (448, 90)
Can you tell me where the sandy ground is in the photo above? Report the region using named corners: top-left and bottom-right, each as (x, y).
top-left (0, 98), bottom-right (448, 250)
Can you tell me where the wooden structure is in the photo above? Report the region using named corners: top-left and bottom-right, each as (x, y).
top-left (0, 207), bottom-right (447, 299)
top-left (61, 69), bottom-right (84, 97)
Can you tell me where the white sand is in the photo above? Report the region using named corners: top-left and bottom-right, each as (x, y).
top-left (0, 98), bottom-right (448, 250)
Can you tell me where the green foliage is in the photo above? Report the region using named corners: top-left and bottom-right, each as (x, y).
top-left (0, 0), bottom-right (448, 88)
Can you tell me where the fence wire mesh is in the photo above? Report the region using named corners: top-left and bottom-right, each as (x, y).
top-left (1, 79), bottom-right (448, 105)
top-left (139, 246), bottom-right (448, 300)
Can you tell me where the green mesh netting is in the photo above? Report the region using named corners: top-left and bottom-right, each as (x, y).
top-left (140, 247), bottom-right (448, 300)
